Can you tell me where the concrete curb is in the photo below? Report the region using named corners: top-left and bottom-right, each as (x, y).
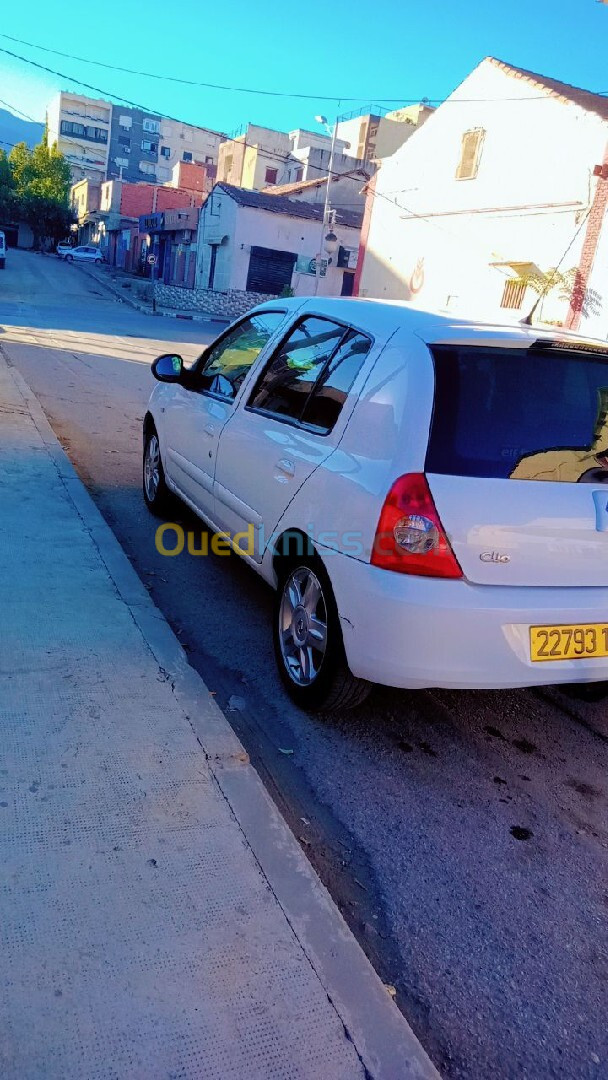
top-left (73, 262), bottom-right (231, 325)
top-left (5, 355), bottom-right (440, 1080)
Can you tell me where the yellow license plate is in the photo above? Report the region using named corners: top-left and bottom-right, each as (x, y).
top-left (530, 623), bottom-right (608, 662)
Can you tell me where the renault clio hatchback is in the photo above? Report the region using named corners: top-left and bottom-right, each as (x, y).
top-left (143, 297), bottom-right (608, 709)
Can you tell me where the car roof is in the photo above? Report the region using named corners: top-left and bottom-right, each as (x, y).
top-left (259, 296), bottom-right (608, 352)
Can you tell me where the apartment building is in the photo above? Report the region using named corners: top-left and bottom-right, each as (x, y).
top-left (46, 91), bottom-right (224, 186)
top-left (46, 92), bottom-right (112, 183)
top-left (107, 106), bottom-right (224, 185)
top-left (217, 125), bottom-right (293, 189)
top-left (215, 123), bottom-right (367, 190)
top-left (335, 103), bottom-right (433, 163)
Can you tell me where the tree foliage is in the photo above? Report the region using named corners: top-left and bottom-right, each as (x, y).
top-left (513, 265), bottom-right (602, 322)
top-left (0, 134), bottom-right (74, 248)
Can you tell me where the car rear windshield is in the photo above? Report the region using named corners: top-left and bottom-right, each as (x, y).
top-left (426, 343), bottom-right (608, 482)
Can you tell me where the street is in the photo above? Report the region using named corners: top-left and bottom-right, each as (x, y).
top-left (2, 248), bottom-right (607, 1078)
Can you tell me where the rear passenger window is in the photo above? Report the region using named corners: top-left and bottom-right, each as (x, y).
top-left (248, 316), bottom-right (372, 433)
top-left (300, 331), bottom-right (371, 433)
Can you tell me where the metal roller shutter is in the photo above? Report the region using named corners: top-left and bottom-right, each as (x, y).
top-left (246, 246), bottom-right (297, 294)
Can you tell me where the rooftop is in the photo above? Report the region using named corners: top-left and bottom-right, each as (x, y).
top-left (488, 57), bottom-right (608, 123)
top-left (215, 183), bottom-right (363, 229)
top-left (262, 169), bottom-right (370, 198)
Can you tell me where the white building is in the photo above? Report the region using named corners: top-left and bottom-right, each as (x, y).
top-left (357, 58), bottom-right (608, 337)
top-left (46, 92), bottom-right (112, 183)
top-left (196, 183), bottom-right (362, 298)
top-left (262, 169), bottom-right (371, 213)
top-left (335, 104), bottom-right (433, 163)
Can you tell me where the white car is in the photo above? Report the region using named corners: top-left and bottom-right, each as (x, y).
top-left (58, 244), bottom-right (104, 264)
top-left (143, 297), bottom-right (608, 710)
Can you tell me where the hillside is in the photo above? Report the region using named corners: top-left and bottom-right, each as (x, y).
top-left (0, 107), bottom-right (44, 152)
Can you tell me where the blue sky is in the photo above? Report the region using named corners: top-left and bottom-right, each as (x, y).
top-left (1, 0), bottom-right (608, 135)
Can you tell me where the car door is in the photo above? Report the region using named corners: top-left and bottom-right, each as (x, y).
top-left (213, 315), bottom-right (374, 560)
top-left (160, 309), bottom-right (287, 520)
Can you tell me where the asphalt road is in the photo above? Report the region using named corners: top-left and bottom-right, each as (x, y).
top-left (2, 248), bottom-right (608, 1079)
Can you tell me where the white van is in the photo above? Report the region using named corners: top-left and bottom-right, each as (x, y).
top-left (0, 231), bottom-right (6, 269)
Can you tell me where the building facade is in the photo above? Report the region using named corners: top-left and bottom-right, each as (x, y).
top-left (356, 57), bottom-right (608, 337)
top-left (47, 92), bottom-right (112, 183)
top-left (334, 104), bottom-right (433, 163)
top-left (97, 179), bottom-right (203, 272)
top-left (263, 170), bottom-right (370, 212)
top-left (70, 178), bottom-right (102, 244)
top-left (139, 206), bottom-right (200, 288)
top-left (195, 183), bottom-right (361, 298)
top-left (217, 125), bottom-right (293, 189)
top-left (107, 106), bottom-right (224, 185)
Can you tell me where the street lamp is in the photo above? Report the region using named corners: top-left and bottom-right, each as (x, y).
top-left (313, 114), bottom-right (339, 295)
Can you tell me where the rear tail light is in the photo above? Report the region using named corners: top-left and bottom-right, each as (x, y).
top-left (371, 473), bottom-right (462, 578)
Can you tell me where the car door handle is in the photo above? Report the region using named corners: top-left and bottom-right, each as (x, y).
top-left (276, 457), bottom-right (295, 478)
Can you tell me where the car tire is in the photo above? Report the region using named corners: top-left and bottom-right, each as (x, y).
top-left (143, 426), bottom-right (171, 515)
top-left (273, 554), bottom-right (372, 712)
top-left (94, 258), bottom-right (102, 264)
top-left (0, 258), bottom-right (5, 269)
top-left (65, 254), bottom-right (74, 263)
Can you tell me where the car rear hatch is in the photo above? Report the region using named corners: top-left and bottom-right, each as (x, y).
top-left (425, 339), bottom-right (608, 587)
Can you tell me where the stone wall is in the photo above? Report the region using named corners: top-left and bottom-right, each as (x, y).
top-left (153, 282), bottom-right (275, 318)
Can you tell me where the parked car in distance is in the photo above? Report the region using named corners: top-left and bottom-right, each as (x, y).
top-left (0, 230), bottom-right (6, 269)
top-left (143, 297), bottom-right (608, 710)
top-left (57, 244), bottom-right (104, 264)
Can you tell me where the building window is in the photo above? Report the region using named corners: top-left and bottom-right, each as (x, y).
top-left (183, 151), bottom-right (193, 162)
top-left (160, 146), bottom-right (171, 159)
top-left (114, 157), bottom-right (129, 168)
top-left (456, 128), bottom-right (485, 180)
top-left (141, 140), bottom-right (158, 153)
top-left (293, 167), bottom-right (304, 183)
top-left (143, 118), bottom-right (160, 134)
top-left (500, 278), bottom-right (527, 310)
top-left (118, 135), bottom-right (130, 147)
top-left (118, 115), bottom-right (132, 129)
top-left (265, 167), bottom-right (278, 185)
top-left (223, 154), bottom-right (233, 175)
top-left (205, 156), bottom-right (214, 164)
top-left (60, 120), bottom-right (108, 144)
top-left (139, 161), bottom-right (156, 175)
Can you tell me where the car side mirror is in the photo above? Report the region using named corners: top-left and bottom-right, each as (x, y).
top-left (152, 353), bottom-right (184, 382)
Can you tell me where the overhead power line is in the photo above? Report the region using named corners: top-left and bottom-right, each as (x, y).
top-left (0, 33), bottom-right (408, 104)
top-left (4, 32), bottom-right (608, 107)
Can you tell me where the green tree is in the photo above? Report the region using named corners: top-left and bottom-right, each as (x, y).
top-left (9, 136), bottom-right (74, 249)
top-left (0, 148), bottom-right (16, 224)
top-left (515, 265), bottom-right (602, 324)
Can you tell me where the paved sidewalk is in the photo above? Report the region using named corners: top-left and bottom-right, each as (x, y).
top-left (74, 260), bottom-right (231, 324)
top-left (0, 350), bottom-right (438, 1079)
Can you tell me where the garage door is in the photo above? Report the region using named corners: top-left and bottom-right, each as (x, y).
top-left (246, 246), bottom-right (297, 294)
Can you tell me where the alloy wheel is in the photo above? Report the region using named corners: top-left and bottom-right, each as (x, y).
top-left (144, 434), bottom-right (160, 502)
top-left (278, 566), bottom-right (328, 686)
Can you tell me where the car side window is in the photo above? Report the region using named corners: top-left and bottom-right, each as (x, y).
top-left (300, 330), bottom-right (372, 434)
top-left (195, 311), bottom-right (286, 401)
top-left (247, 317), bottom-right (372, 434)
top-left (247, 317), bottom-right (345, 422)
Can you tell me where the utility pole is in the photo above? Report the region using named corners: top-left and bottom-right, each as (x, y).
top-left (314, 115), bottom-right (338, 296)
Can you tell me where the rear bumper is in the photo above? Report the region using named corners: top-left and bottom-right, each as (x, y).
top-left (320, 548), bottom-right (608, 689)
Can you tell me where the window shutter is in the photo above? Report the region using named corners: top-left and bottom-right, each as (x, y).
top-left (456, 129), bottom-right (484, 179)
